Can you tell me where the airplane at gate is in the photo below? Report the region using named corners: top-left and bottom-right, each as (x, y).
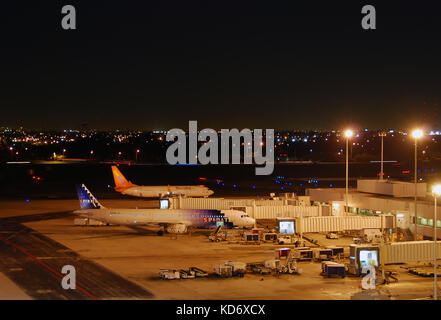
top-left (111, 165), bottom-right (214, 198)
top-left (73, 184), bottom-right (254, 234)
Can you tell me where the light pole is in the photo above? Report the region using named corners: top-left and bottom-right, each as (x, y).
top-left (432, 184), bottom-right (441, 300)
top-left (136, 149), bottom-right (140, 162)
top-left (344, 129), bottom-right (353, 214)
top-left (379, 132), bottom-right (386, 180)
top-left (412, 129), bottom-right (423, 241)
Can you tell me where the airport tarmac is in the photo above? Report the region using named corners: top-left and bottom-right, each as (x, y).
top-left (0, 199), bottom-right (439, 300)
top-left (0, 272), bottom-right (31, 300)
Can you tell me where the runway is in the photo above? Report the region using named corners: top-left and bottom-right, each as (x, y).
top-left (0, 212), bottom-right (154, 300)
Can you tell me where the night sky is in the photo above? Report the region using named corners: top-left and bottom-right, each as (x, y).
top-left (1, 1), bottom-right (441, 130)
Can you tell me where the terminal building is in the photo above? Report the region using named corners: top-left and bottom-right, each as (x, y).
top-left (306, 179), bottom-right (441, 240)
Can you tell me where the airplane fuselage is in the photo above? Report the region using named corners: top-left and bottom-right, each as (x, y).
top-left (119, 185), bottom-right (214, 198)
top-left (74, 208), bottom-right (254, 228)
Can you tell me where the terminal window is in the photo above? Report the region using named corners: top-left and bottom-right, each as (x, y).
top-left (359, 250), bottom-right (379, 268)
top-left (279, 221), bottom-right (295, 234)
top-left (160, 199), bottom-right (169, 209)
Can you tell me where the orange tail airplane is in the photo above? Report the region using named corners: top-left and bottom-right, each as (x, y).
top-left (111, 165), bottom-right (214, 198)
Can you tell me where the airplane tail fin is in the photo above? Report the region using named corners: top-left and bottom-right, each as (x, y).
top-left (111, 165), bottom-right (136, 190)
top-left (76, 184), bottom-right (105, 209)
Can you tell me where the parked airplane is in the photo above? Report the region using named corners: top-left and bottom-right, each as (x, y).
top-left (74, 184), bottom-right (254, 234)
top-left (111, 165), bottom-right (214, 198)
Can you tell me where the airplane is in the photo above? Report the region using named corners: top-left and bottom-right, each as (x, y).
top-left (73, 184), bottom-right (255, 234)
top-left (111, 165), bottom-right (214, 198)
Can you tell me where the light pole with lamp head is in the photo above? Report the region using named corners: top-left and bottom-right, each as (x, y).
top-left (412, 129), bottom-right (423, 241)
top-left (432, 184), bottom-right (441, 300)
top-left (344, 129), bottom-right (353, 214)
top-left (379, 132), bottom-right (387, 180)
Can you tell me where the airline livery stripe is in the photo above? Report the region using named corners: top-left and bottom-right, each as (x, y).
top-left (117, 176), bottom-right (125, 184)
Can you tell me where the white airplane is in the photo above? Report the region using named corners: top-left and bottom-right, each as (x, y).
top-left (111, 165), bottom-right (214, 198)
top-left (74, 184), bottom-right (255, 234)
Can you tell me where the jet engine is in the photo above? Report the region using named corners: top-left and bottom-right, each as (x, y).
top-left (166, 224), bottom-right (188, 234)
